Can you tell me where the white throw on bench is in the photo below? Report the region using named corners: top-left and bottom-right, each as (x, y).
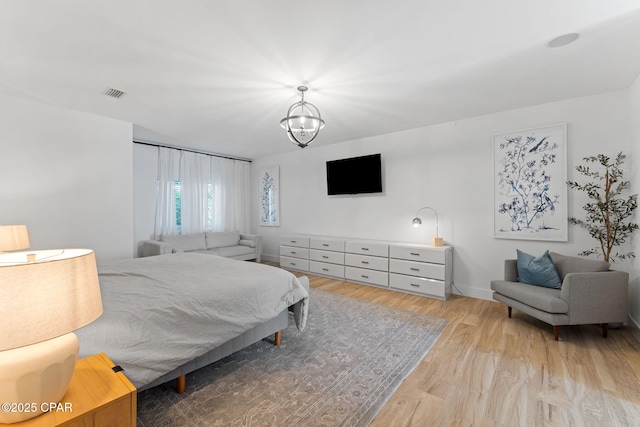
top-left (142, 231), bottom-right (261, 262)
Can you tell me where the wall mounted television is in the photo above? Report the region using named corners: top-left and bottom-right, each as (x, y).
top-left (326, 153), bottom-right (382, 195)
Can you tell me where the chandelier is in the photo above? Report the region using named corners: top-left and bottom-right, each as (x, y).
top-left (280, 85), bottom-right (325, 148)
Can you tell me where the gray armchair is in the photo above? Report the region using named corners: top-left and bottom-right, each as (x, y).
top-left (490, 252), bottom-right (628, 340)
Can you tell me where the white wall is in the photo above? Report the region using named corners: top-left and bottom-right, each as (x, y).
top-left (252, 89), bottom-right (633, 300)
top-left (0, 93), bottom-right (134, 263)
top-left (629, 75), bottom-right (640, 328)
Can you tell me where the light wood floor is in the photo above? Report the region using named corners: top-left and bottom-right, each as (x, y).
top-left (285, 269), bottom-right (640, 427)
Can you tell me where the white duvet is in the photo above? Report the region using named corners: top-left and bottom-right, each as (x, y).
top-left (75, 253), bottom-right (308, 388)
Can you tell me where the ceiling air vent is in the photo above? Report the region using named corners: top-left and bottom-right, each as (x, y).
top-left (104, 88), bottom-right (126, 98)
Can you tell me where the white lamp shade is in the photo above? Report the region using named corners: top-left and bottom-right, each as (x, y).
top-left (0, 225), bottom-right (30, 252)
top-left (0, 249), bottom-right (103, 351)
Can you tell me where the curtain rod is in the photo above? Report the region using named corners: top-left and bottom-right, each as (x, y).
top-left (133, 140), bottom-right (252, 163)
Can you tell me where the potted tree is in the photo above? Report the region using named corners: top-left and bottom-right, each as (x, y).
top-left (567, 152), bottom-right (638, 262)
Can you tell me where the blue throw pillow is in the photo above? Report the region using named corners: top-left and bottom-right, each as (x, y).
top-left (516, 250), bottom-right (562, 289)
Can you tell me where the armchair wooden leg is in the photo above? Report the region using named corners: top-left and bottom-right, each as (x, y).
top-left (553, 326), bottom-right (559, 341)
top-left (507, 306), bottom-right (512, 318)
top-left (602, 323), bottom-right (609, 338)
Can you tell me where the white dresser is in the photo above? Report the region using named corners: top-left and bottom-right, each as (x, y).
top-left (309, 236), bottom-right (345, 279)
top-left (279, 234), bottom-right (453, 300)
top-left (389, 244), bottom-right (453, 300)
top-left (344, 239), bottom-right (389, 288)
top-left (279, 235), bottom-right (310, 272)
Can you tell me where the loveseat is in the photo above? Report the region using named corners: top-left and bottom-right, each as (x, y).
top-left (141, 231), bottom-right (261, 262)
top-left (490, 251), bottom-right (628, 340)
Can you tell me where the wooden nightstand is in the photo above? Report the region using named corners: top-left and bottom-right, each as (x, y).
top-left (1, 353), bottom-right (136, 427)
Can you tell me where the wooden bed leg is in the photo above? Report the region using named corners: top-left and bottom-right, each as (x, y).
top-left (507, 306), bottom-right (512, 318)
top-left (602, 323), bottom-right (609, 338)
top-left (274, 331), bottom-right (282, 346)
top-left (176, 375), bottom-right (186, 393)
top-left (553, 326), bottom-right (559, 341)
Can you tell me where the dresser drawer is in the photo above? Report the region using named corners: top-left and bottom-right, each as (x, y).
top-left (390, 245), bottom-right (446, 264)
top-left (389, 273), bottom-right (446, 299)
top-left (280, 256), bottom-right (309, 271)
top-left (344, 253), bottom-right (388, 272)
top-left (280, 246), bottom-right (309, 259)
top-left (389, 259), bottom-right (444, 280)
top-left (310, 249), bottom-right (345, 264)
top-left (310, 238), bottom-right (345, 252)
top-left (345, 240), bottom-right (389, 257)
top-left (280, 236), bottom-right (310, 248)
top-left (310, 261), bottom-right (345, 278)
top-left (345, 266), bottom-right (389, 287)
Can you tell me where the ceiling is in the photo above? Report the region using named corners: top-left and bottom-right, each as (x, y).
top-left (2, 1), bottom-right (640, 160)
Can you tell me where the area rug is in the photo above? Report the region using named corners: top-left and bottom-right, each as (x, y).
top-left (137, 288), bottom-right (448, 427)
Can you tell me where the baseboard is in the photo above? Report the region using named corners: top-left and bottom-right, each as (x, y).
top-left (452, 284), bottom-right (494, 301)
top-left (261, 253), bottom-right (280, 263)
top-left (628, 313), bottom-right (640, 343)
top-left (266, 253), bottom-right (494, 301)
top-left (262, 254), bottom-right (640, 343)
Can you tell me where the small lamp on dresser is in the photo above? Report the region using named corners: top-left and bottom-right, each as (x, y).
top-left (411, 206), bottom-right (444, 247)
top-left (0, 246), bottom-right (103, 424)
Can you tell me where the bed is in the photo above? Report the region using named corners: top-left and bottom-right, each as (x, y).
top-left (75, 252), bottom-right (309, 392)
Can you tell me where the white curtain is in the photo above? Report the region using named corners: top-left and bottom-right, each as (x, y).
top-left (209, 156), bottom-right (230, 231)
top-left (154, 146), bottom-right (251, 237)
top-left (154, 147), bottom-right (180, 239)
top-left (233, 160), bottom-right (251, 232)
top-left (180, 151), bottom-right (211, 234)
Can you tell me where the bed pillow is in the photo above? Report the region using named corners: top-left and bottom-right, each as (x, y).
top-left (516, 249), bottom-right (562, 289)
top-left (239, 239), bottom-right (256, 248)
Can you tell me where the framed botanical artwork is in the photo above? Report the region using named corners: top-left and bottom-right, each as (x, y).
top-left (493, 123), bottom-right (567, 241)
top-left (258, 165), bottom-right (280, 227)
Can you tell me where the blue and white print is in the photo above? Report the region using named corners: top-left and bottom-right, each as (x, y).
top-left (494, 124), bottom-right (567, 241)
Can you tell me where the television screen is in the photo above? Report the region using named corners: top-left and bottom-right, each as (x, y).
top-left (326, 154), bottom-right (382, 195)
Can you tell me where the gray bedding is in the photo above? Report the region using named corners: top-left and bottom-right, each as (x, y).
top-left (75, 252), bottom-right (308, 388)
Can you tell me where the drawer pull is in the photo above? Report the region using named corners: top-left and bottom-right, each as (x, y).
top-left (410, 283), bottom-right (420, 288)
top-left (361, 261), bottom-right (369, 264)
top-left (291, 240), bottom-right (297, 243)
top-left (362, 247), bottom-right (369, 251)
top-left (410, 252), bottom-right (420, 256)
top-left (291, 262), bottom-right (296, 266)
top-left (291, 251), bottom-right (297, 254)
top-left (322, 255), bottom-right (329, 259)
top-left (361, 275), bottom-right (369, 279)
top-left (322, 268), bottom-right (329, 272)
top-left (323, 243), bottom-right (329, 247)
top-left (410, 267), bottom-right (420, 271)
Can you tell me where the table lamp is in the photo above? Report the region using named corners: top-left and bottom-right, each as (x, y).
top-left (0, 225), bottom-right (30, 252)
top-left (411, 206), bottom-right (444, 247)
top-left (0, 248), bottom-right (103, 423)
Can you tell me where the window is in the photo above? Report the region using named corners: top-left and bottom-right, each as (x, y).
top-left (174, 180), bottom-right (182, 231)
top-left (154, 146), bottom-right (249, 237)
top-left (171, 181), bottom-right (219, 232)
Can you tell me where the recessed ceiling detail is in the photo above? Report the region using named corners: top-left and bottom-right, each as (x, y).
top-left (547, 33), bottom-right (580, 48)
top-left (2, 1), bottom-right (639, 159)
